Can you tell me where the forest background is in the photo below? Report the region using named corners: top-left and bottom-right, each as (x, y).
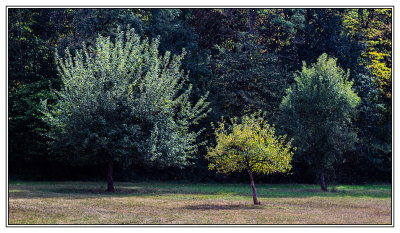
top-left (7, 8), bottom-right (392, 185)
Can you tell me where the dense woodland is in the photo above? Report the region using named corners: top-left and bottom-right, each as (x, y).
top-left (8, 8), bottom-right (392, 187)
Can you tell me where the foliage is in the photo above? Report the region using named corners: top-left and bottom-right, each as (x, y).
top-left (204, 9), bottom-right (291, 124)
top-left (41, 28), bottom-right (210, 189)
top-left (143, 9), bottom-right (213, 100)
top-left (8, 9), bottom-right (61, 178)
top-left (207, 112), bottom-right (293, 204)
top-left (342, 9), bottom-right (392, 119)
top-left (339, 9), bottom-right (392, 183)
top-left (7, 8), bottom-right (392, 184)
top-left (257, 9), bottom-right (306, 58)
top-left (211, 38), bottom-right (289, 122)
top-left (207, 113), bottom-right (293, 175)
top-left (337, 73), bottom-right (391, 183)
top-left (8, 9), bottom-right (56, 85)
top-left (279, 54), bottom-right (361, 189)
top-left (8, 81), bottom-right (55, 178)
top-left (292, 9), bottom-right (365, 74)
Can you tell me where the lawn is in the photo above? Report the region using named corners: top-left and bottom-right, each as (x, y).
top-left (8, 181), bottom-right (392, 225)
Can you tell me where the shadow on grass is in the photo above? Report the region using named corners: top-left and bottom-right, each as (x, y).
top-left (9, 187), bottom-right (160, 199)
top-left (181, 204), bottom-right (261, 210)
top-left (8, 182), bottom-right (391, 200)
top-left (53, 188), bottom-right (157, 195)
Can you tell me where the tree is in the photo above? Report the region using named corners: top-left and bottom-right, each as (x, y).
top-left (343, 9), bottom-right (392, 98)
top-left (42, 28), bottom-right (210, 191)
top-left (205, 9), bottom-right (290, 124)
top-left (8, 9), bottom-right (61, 178)
top-left (211, 39), bottom-right (289, 122)
top-left (279, 54), bottom-right (360, 191)
top-left (143, 9), bottom-right (212, 102)
top-left (8, 9), bottom-right (56, 85)
top-left (338, 9), bottom-right (392, 183)
top-left (207, 113), bottom-right (294, 205)
top-left (342, 8), bottom-right (392, 124)
top-left (8, 80), bottom-right (55, 179)
top-left (339, 72), bottom-right (391, 183)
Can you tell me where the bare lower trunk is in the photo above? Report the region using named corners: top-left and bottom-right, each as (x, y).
top-left (107, 158), bottom-right (115, 192)
top-left (320, 168), bottom-right (327, 191)
top-left (248, 169), bottom-right (260, 205)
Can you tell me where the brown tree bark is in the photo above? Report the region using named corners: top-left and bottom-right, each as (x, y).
top-left (320, 168), bottom-right (327, 191)
top-left (248, 169), bottom-right (260, 205)
top-left (107, 157), bottom-right (115, 192)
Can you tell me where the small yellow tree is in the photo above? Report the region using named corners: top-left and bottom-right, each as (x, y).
top-left (207, 113), bottom-right (294, 205)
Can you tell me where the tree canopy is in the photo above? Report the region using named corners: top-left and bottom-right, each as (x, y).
top-left (41, 28), bottom-right (210, 190)
top-left (280, 53), bottom-right (361, 190)
top-left (207, 112), bottom-right (293, 204)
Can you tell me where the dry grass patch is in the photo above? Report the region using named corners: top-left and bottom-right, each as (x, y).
top-left (8, 181), bottom-right (391, 225)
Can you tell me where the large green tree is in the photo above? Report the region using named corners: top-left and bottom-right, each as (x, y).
top-left (42, 29), bottom-right (210, 191)
top-left (279, 54), bottom-right (360, 190)
top-left (207, 113), bottom-right (293, 205)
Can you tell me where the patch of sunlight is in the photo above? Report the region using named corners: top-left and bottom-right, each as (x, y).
top-left (9, 189), bottom-right (28, 193)
top-left (216, 191), bottom-right (238, 195)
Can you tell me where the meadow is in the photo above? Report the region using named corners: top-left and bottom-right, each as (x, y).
top-left (8, 181), bottom-right (391, 225)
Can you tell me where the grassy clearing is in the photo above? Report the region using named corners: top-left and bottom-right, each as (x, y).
top-left (8, 181), bottom-right (391, 225)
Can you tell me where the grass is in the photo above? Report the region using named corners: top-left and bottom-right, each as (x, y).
top-left (8, 181), bottom-right (392, 225)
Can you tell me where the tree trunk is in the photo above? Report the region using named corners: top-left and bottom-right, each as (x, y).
top-left (248, 9), bottom-right (257, 36)
top-left (107, 157), bottom-right (115, 192)
top-left (248, 169), bottom-right (260, 205)
top-left (320, 168), bottom-right (327, 191)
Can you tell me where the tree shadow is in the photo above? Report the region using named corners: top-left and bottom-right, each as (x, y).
top-left (53, 188), bottom-right (156, 195)
top-left (181, 204), bottom-right (261, 210)
top-left (8, 186), bottom-right (163, 199)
